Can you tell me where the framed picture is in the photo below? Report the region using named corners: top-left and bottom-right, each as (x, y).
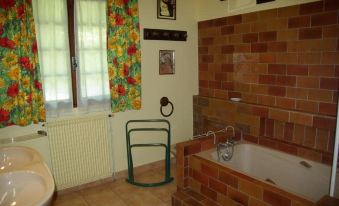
top-left (157, 0), bottom-right (176, 20)
top-left (159, 50), bottom-right (175, 75)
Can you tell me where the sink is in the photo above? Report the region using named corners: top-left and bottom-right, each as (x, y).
top-left (0, 146), bottom-right (41, 171)
top-left (0, 147), bottom-right (54, 206)
top-left (0, 171), bottom-right (53, 206)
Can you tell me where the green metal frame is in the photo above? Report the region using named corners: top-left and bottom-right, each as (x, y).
top-left (125, 119), bottom-right (174, 187)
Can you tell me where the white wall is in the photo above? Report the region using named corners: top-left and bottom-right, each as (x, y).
top-left (0, 0), bottom-right (198, 173)
top-left (197, 0), bottom-right (320, 21)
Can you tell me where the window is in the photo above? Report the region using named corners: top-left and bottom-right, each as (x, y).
top-left (33, 0), bottom-right (110, 116)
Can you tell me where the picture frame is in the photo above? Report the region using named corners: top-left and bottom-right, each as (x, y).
top-left (157, 0), bottom-right (176, 20)
top-left (159, 50), bottom-right (175, 75)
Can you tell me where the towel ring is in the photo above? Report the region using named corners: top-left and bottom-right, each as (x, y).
top-left (160, 97), bottom-right (174, 117)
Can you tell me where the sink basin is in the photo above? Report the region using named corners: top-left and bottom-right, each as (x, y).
top-left (0, 146), bottom-right (41, 171)
top-left (0, 168), bottom-right (54, 206)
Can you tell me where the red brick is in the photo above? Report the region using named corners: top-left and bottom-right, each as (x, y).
top-left (219, 170), bottom-right (238, 188)
top-left (199, 64), bottom-right (208, 71)
top-left (209, 81), bottom-right (221, 89)
top-left (243, 12), bottom-right (258, 23)
top-left (308, 65), bottom-right (335, 77)
top-left (267, 42), bottom-right (287, 52)
top-left (319, 102), bottom-right (337, 116)
top-left (269, 109), bottom-right (290, 122)
top-left (252, 106), bottom-right (269, 118)
top-left (299, 27), bottom-right (322, 40)
top-left (214, 17), bottom-right (228, 27)
top-left (221, 64), bottom-right (234, 72)
top-left (268, 86), bottom-right (285, 97)
top-left (257, 95), bottom-right (275, 106)
top-left (201, 37), bottom-right (214, 45)
top-left (227, 15), bottom-right (242, 25)
top-left (276, 97), bottom-right (296, 109)
top-left (324, 0), bottom-right (339, 11)
top-left (259, 54), bottom-right (276, 63)
top-left (221, 25), bottom-right (234, 35)
top-left (288, 16), bottom-right (310, 28)
top-left (323, 25), bottom-right (339, 38)
top-left (320, 78), bottom-right (339, 90)
top-left (258, 9), bottom-right (278, 20)
top-left (308, 89), bottom-right (333, 102)
top-left (298, 53), bottom-right (321, 64)
top-left (300, 1), bottom-right (324, 14)
top-left (199, 80), bottom-right (208, 88)
top-left (297, 77), bottom-right (319, 88)
top-left (286, 65), bottom-right (308, 75)
top-left (268, 64), bottom-right (286, 75)
top-left (259, 75), bottom-right (276, 85)
top-left (234, 24), bottom-right (251, 34)
top-left (235, 44), bottom-right (251, 53)
top-left (221, 45), bottom-right (235, 54)
top-left (290, 112), bottom-right (313, 126)
top-left (209, 178), bottom-right (227, 195)
top-left (278, 5), bottom-right (300, 18)
top-left (222, 82), bottom-right (234, 90)
top-left (311, 12), bottom-right (337, 26)
top-left (276, 53), bottom-right (298, 64)
top-left (243, 33), bottom-right (258, 43)
top-left (322, 52), bottom-right (339, 64)
top-left (251, 43), bottom-right (267, 53)
top-left (263, 190), bottom-right (291, 206)
top-left (313, 116), bottom-right (336, 130)
top-left (199, 20), bottom-right (214, 29)
top-left (296, 100), bottom-right (318, 113)
top-left (284, 123), bottom-right (294, 141)
top-left (184, 143), bottom-right (201, 155)
top-left (259, 31), bottom-right (277, 42)
top-left (201, 163), bottom-right (218, 177)
top-left (286, 87), bottom-right (308, 99)
top-left (192, 170), bottom-right (209, 186)
top-left (201, 55), bottom-right (214, 63)
top-left (276, 76), bottom-right (296, 87)
top-left (201, 185), bottom-right (217, 201)
top-left (228, 187), bottom-right (249, 206)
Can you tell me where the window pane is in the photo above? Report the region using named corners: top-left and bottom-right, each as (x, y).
top-left (76, 0), bottom-right (109, 104)
top-left (33, 0), bottom-right (73, 115)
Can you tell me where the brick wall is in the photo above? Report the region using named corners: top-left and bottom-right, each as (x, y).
top-left (196, 0), bottom-right (339, 163)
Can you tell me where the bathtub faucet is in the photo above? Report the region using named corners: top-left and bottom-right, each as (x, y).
top-left (206, 131), bottom-right (217, 144)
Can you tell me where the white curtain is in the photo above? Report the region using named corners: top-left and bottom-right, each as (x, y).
top-left (33, 0), bottom-right (110, 116)
top-left (75, 0), bottom-right (110, 113)
top-left (33, 0), bottom-right (73, 117)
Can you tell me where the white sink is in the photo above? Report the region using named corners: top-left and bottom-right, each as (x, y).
top-left (0, 147), bottom-right (54, 206)
top-left (0, 146), bottom-right (41, 171)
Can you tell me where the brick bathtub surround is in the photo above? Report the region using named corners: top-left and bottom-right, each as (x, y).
top-left (175, 138), bottom-right (316, 206)
top-left (196, 0), bottom-right (339, 165)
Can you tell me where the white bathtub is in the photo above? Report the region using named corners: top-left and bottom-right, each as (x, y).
top-left (197, 142), bottom-right (333, 202)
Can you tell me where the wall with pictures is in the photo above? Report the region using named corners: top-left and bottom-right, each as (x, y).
top-left (0, 0), bottom-right (199, 173)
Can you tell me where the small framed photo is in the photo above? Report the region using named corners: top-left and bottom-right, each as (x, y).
top-left (157, 0), bottom-right (176, 20)
top-left (159, 50), bottom-right (175, 75)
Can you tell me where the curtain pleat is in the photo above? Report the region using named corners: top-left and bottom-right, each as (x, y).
top-left (106, 0), bottom-right (142, 112)
top-left (0, 0), bottom-right (45, 127)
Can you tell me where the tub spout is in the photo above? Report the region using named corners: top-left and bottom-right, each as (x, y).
top-left (224, 126), bottom-right (235, 139)
top-left (206, 131), bottom-right (217, 144)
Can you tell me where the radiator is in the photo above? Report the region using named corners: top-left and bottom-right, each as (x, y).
top-left (47, 114), bottom-right (113, 190)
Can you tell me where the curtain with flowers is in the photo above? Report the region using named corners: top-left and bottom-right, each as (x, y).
top-left (0, 0), bottom-right (45, 127)
top-left (107, 0), bottom-right (141, 112)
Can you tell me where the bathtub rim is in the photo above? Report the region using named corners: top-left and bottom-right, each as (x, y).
top-left (195, 141), bottom-right (324, 204)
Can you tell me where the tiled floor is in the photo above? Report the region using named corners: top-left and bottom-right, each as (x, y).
top-left (52, 163), bottom-right (177, 206)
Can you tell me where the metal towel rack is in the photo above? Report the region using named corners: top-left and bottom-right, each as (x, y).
top-left (125, 119), bottom-right (174, 187)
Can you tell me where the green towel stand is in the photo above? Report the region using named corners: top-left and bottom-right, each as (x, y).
top-left (125, 119), bottom-right (174, 187)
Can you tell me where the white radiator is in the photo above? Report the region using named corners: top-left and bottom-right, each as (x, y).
top-left (47, 114), bottom-right (113, 190)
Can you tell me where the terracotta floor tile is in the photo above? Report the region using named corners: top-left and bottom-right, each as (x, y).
top-left (52, 162), bottom-right (176, 206)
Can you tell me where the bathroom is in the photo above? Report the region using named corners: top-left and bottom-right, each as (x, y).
top-left (0, 0), bottom-right (338, 205)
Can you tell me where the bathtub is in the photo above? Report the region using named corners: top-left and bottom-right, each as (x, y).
top-left (197, 142), bottom-right (332, 202)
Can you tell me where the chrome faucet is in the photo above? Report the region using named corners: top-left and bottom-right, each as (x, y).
top-left (206, 131), bottom-right (217, 144)
top-left (217, 126), bottom-right (236, 161)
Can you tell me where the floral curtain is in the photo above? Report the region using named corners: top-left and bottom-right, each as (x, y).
top-left (0, 0), bottom-right (45, 127)
top-left (107, 0), bottom-right (142, 112)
